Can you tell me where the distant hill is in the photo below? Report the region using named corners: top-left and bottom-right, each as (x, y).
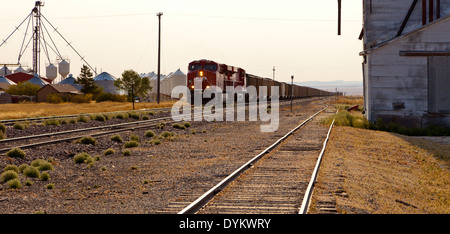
top-left (295, 80), bottom-right (363, 96)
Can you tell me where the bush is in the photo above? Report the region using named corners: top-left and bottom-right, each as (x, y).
top-left (172, 123), bottom-right (185, 129)
top-left (148, 139), bottom-right (162, 145)
top-left (122, 150), bottom-right (131, 156)
top-left (13, 122), bottom-right (26, 130)
top-left (1, 170), bottom-right (18, 183)
top-left (40, 172), bottom-right (50, 181)
top-left (103, 148), bottom-right (115, 156)
top-left (160, 131), bottom-right (175, 138)
top-left (142, 116), bottom-right (150, 120)
top-left (129, 112), bottom-right (140, 120)
top-left (156, 122), bottom-right (166, 129)
top-left (37, 161), bottom-right (53, 171)
top-left (115, 113), bottom-right (129, 119)
top-left (19, 164), bottom-right (28, 173)
top-left (47, 93), bottom-right (64, 103)
top-left (110, 135), bottom-right (123, 143)
top-left (6, 148), bottom-right (26, 159)
top-left (144, 130), bottom-right (155, 138)
top-left (73, 153), bottom-right (93, 164)
top-left (94, 115), bottom-right (106, 122)
top-left (7, 179), bottom-right (22, 189)
top-left (23, 166), bottom-right (40, 178)
top-left (43, 118), bottom-right (60, 126)
top-left (0, 123), bottom-right (6, 133)
top-left (123, 141), bottom-right (139, 148)
top-left (46, 183), bottom-right (54, 189)
top-left (3, 165), bottom-right (19, 173)
top-left (78, 136), bottom-right (96, 145)
top-left (183, 122), bottom-right (191, 128)
top-left (0, 131), bottom-right (5, 140)
top-left (129, 135), bottom-right (140, 142)
top-left (77, 115), bottom-right (89, 123)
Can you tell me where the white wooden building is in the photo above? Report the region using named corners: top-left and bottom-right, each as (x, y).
top-left (361, 0), bottom-right (450, 127)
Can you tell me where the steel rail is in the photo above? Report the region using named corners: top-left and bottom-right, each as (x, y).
top-left (0, 115), bottom-right (175, 144)
top-left (0, 107), bottom-right (173, 125)
top-left (299, 115), bottom-right (336, 214)
top-left (0, 116), bottom-right (177, 154)
top-left (178, 106), bottom-right (328, 214)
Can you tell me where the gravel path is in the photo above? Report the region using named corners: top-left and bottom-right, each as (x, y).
top-left (0, 98), bottom-right (330, 214)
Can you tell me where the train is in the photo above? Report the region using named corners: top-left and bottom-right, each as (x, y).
top-left (187, 59), bottom-right (336, 101)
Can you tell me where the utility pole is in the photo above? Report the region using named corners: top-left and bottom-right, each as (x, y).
top-left (272, 66), bottom-right (275, 81)
top-left (291, 75), bottom-right (294, 112)
top-left (157, 12), bottom-right (163, 104)
top-left (338, 0), bottom-right (342, 35)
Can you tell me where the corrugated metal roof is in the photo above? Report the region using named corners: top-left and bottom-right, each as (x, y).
top-left (0, 76), bottom-right (17, 85)
top-left (58, 74), bottom-right (82, 91)
top-left (94, 72), bottom-right (116, 81)
top-left (26, 74), bottom-right (49, 87)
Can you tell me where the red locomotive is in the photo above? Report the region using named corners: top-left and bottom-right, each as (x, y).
top-left (188, 59), bottom-right (246, 92)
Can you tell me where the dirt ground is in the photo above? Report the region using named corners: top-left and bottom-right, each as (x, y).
top-left (311, 126), bottom-right (450, 214)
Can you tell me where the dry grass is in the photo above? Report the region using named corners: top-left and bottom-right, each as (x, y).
top-left (0, 101), bottom-right (176, 120)
top-left (313, 126), bottom-right (450, 214)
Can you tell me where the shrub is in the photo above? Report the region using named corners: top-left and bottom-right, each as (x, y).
top-left (40, 172), bottom-right (50, 181)
top-left (24, 180), bottom-right (33, 186)
top-left (147, 111), bottom-right (155, 116)
top-left (122, 150), bottom-right (131, 156)
top-left (43, 119), bottom-right (60, 126)
top-left (110, 135), bottom-right (123, 143)
top-left (78, 136), bottom-right (96, 145)
top-left (172, 123), bottom-right (185, 129)
top-left (103, 148), bottom-right (115, 156)
top-left (0, 131), bottom-right (5, 140)
top-left (13, 122), bottom-right (25, 130)
top-left (129, 135), bottom-right (140, 142)
top-left (77, 115), bottom-right (89, 123)
top-left (1, 171), bottom-right (18, 183)
top-left (94, 115), bottom-right (106, 122)
top-left (183, 122), bottom-right (191, 128)
top-left (18, 164), bottom-right (28, 173)
top-left (3, 165), bottom-right (19, 173)
top-left (123, 141), bottom-right (139, 148)
top-left (37, 162), bottom-right (53, 171)
top-left (96, 93), bottom-right (127, 102)
top-left (129, 112), bottom-right (140, 120)
top-left (7, 179), bottom-right (22, 189)
top-left (23, 166), bottom-right (40, 178)
top-left (0, 123), bottom-right (6, 133)
top-left (116, 113), bottom-right (129, 119)
top-left (156, 122), bottom-right (166, 129)
top-left (160, 131), bottom-right (175, 138)
top-left (73, 153), bottom-right (92, 164)
top-left (144, 130), bottom-right (155, 138)
top-left (47, 93), bottom-right (64, 103)
top-left (46, 183), bottom-right (54, 189)
top-left (142, 116), bottom-right (150, 120)
top-left (6, 148), bottom-right (26, 159)
top-left (148, 139), bottom-right (162, 145)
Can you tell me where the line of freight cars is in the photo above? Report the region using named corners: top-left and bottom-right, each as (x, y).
top-left (246, 74), bottom-right (335, 100)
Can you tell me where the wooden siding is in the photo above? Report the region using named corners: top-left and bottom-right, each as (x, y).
top-left (365, 16), bottom-right (450, 125)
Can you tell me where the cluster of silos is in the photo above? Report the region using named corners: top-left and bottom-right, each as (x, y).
top-left (0, 65), bottom-right (28, 76)
top-left (140, 69), bottom-right (186, 101)
top-left (45, 60), bottom-right (70, 81)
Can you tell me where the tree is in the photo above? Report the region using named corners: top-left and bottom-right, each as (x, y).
top-left (114, 70), bottom-right (152, 101)
top-left (6, 82), bottom-right (41, 96)
top-left (76, 65), bottom-right (102, 97)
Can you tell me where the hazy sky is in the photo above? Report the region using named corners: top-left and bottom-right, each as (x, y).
top-left (0, 0), bottom-right (363, 83)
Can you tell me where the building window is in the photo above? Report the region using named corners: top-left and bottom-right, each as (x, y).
top-left (428, 56), bottom-right (450, 113)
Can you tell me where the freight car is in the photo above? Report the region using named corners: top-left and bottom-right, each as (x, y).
top-left (188, 59), bottom-right (335, 102)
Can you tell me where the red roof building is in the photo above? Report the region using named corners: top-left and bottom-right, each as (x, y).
top-left (4, 72), bottom-right (52, 84)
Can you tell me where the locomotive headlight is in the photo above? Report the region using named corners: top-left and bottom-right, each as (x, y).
top-left (199, 71), bottom-right (204, 77)
top-left (206, 86), bottom-right (210, 89)
top-left (191, 85), bottom-right (195, 89)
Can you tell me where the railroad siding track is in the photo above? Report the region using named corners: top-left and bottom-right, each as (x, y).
top-left (195, 112), bottom-right (333, 214)
top-left (156, 108), bottom-right (335, 214)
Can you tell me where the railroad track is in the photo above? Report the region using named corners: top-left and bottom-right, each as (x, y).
top-left (0, 115), bottom-right (178, 154)
top-left (155, 106), bottom-right (336, 214)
